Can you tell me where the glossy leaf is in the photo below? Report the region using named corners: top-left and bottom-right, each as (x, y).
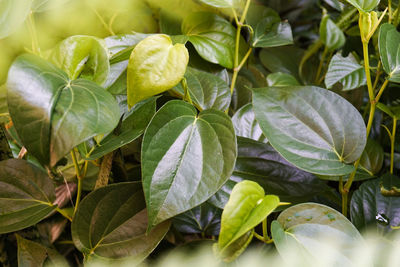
top-left (320, 15), bottom-right (345, 51)
top-left (252, 86), bottom-right (366, 175)
top-left (359, 139), bottom-right (384, 176)
top-left (232, 104), bottom-right (267, 142)
top-left (350, 179), bottom-right (400, 234)
top-left (173, 202), bottom-right (222, 236)
top-left (209, 137), bottom-right (333, 208)
top-left (217, 181), bottom-right (279, 253)
top-left (273, 203), bottom-right (363, 266)
top-left (182, 12), bottom-right (242, 69)
top-left (127, 34), bottom-right (189, 108)
top-left (0, 159), bottom-right (56, 234)
top-left (267, 72), bottom-right (300, 87)
top-left (50, 35), bottom-right (110, 85)
top-left (171, 67), bottom-right (231, 111)
top-left (196, 0), bottom-right (242, 8)
top-left (345, 0), bottom-right (380, 12)
top-left (379, 23), bottom-right (400, 83)
top-left (87, 97), bottom-right (157, 160)
top-left (0, 0), bottom-right (31, 39)
top-left (252, 16), bottom-right (293, 48)
top-left (325, 53), bottom-right (366, 91)
top-left (142, 100), bottom-right (237, 229)
top-left (7, 54), bottom-right (120, 166)
top-left (72, 182), bottom-right (170, 260)
top-left (105, 33), bottom-right (153, 62)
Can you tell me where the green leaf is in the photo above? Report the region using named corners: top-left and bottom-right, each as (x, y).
top-left (127, 34), bottom-right (189, 108)
top-left (196, 0), bottom-right (243, 8)
top-left (142, 100), bottom-right (237, 229)
top-left (345, 0), bottom-right (380, 12)
top-left (7, 54), bottom-right (120, 166)
top-left (17, 235), bottom-right (69, 267)
top-left (350, 179), bottom-right (400, 234)
top-left (359, 139), bottom-right (384, 176)
top-left (273, 203), bottom-right (363, 266)
top-left (379, 23), bottom-right (400, 83)
top-left (319, 15), bottom-right (345, 51)
top-left (214, 230), bottom-right (254, 262)
top-left (232, 104), bottom-right (267, 142)
top-left (377, 103), bottom-right (395, 118)
top-left (0, 0), bottom-right (32, 39)
top-left (325, 53), bottom-right (367, 91)
top-left (252, 86), bottom-right (366, 175)
top-left (252, 18), bottom-right (293, 48)
top-left (380, 173), bottom-right (400, 196)
top-left (0, 159), bottom-right (56, 234)
top-left (267, 72), bottom-right (300, 87)
top-left (171, 67), bottom-right (231, 111)
top-left (217, 181), bottom-right (279, 258)
top-left (182, 12), bottom-right (243, 69)
top-left (209, 137), bottom-right (333, 209)
top-left (72, 182), bottom-right (170, 260)
top-left (50, 35), bottom-right (110, 85)
top-left (87, 97), bottom-right (157, 160)
top-left (31, 0), bottom-right (71, 12)
top-left (105, 33), bottom-right (153, 62)
top-left (173, 202), bottom-right (222, 236)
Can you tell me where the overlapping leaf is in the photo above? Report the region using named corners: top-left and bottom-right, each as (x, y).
top-left (379, 23), bottom-right (400, 83)
top-left (231, 104), bottom-right (267, 142)
top-left (320, 15), bottom-right (345, 51)
top-left (267, 72), bottom-right (300, 87)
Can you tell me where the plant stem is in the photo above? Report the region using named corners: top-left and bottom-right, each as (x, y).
top-left (262, 219), bottom-right (268, 241)
top-left (363, 42), bottom-right (374, 101)
top-left (389, 0), bottom-right (393, 23)
top-left (315, 47), bottom-right (328, 84)
top-left (56, 207), bottom-right (72, 222)
top-left (375, 79), bottom-right (390, 103)
top-left (71, 150), bottom-right (82, 217)
top-left (391, 117), bottom-right (397, 174)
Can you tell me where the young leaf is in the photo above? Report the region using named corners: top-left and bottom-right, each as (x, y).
top-left (320, 15), bottom-right (345, 51)
top-left (344, 0), bottom-right (380, 12)
top-left (217, 181), bottom-right (279, 259)
top-left (232, 104), bottom-right (267, 142)
top-left (50, 35), bottom-right (110, 85)
top-left (182, 12), bottom-right (242, 69)
top-left (71, 182), bottom-right (170, 261)
top-left (252, 17), bottom-right (293, 48)
top-left (252, 86), bottom-right (367, 175)
top-left (267, 72), bottom-right (300, 87)
top-left (171, 67), bottom-right (231, 111)
top-left (0, 0), bottom-right (31, 39)
top-left (7, 54), bottom-right (120, 166)
top-left (127, 34), bottom-right (189, 108)
top-left (142, 100), bottom-right (237, 229)
top-left (196, 0), bottom-right (243, 8)
top-left (379, 23), bottom-right (400, 83)
top-left (325, 53), bottom-right (367, 91)
top-left (0, 159), bottom-right (56, 234)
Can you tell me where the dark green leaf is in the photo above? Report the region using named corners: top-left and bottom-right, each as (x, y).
top-left (325, 53), bottom-right (366, 91)
top-left (380, 173), bottom-right (400, 196)
top-left (7, 54), bottom-right (120, 166)
top-left (171, 67), bottom-right (230, 111)
top-left (232, 104), bottom-right (267, 142)
top-left (252, 86), bottom-right (366, 175)
top-left (252, 18), bottom-right (293, 48)
top-left (0, 0), bottom-right (31, 39)
top-left (142, 100), bottom-right (237, 229)
top-left (72, 182), bottom-right (170, 260)
top-left (319, 15), bottom-right (345, 51)
top-left (267, 72), bottom-right (300, 87)
top-left (0, 159), bottom-right (56, 234)
top-left (379, 23), bottom-right (400, 83)
top-left (360, 139), bottom-right (384, 176)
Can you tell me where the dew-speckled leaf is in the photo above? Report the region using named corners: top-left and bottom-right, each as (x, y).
top-left (252, 17), bottom-right (293, 48)
top-left (379, 23), bottom-right (400, 83)
top-left (71, 182), bottom-right (170, 260)
top-left (50, 35), bottom-right (110, 85)
top-left (267, 72), bottom-right (300, 87)
top-left (142, 100), bottom-right (237, 229)
top-left (232, 104), bottom-right (267, 142)
top-left (359, 139), bottom-right (384, 176)
top-left (320, 15), bottom-right (345, 51)
top-left (87, 97), bottom-right (157, 160)
top-left (345, 0), bottom-right (380, 12)
top-left (252, 86), bottom-right (366, 175)
top-left (196, 0), bottom-right (243, 8)
top-left (218, 181), bottom-right (279, 252)
top-left (325, 53), bottom-right (366, 91)
top-left (0, 159), bottom-right (56, 234)
top-left (171, 67), bottom-right (231, 111)
top-left (182, 12), bottom-right (243, 69)
top-left (7, 54), bottom-right (120, 166)
top-left (351, 179), bottom-right (400, 234)
top-left (127, 34), bottom-right (189, 108)
top-left (0, 0), bottom-right (31, 39)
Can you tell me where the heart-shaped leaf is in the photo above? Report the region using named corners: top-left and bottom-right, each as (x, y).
top-left (72, 182), bottom-right (170, 261)
top-left (7, 54), bottom-right (120, 166)
top-left (345, 0), bottom-right (380, 12)
top-left (320, 15), bottom-right (345, 51)
top-left (232, 104), bottom-right (267, 142)
top-left (252, 86), bottom-right (366, 175)
top-left (0, 0), bottom-right (32, 39)
top-left (217, 181), bottom-right (279, 257)
top-left (196, 0), bottom-right (243, 8)
top-left (0, 159), bottom-right (56, 234)
top-left (142, 100), bottom-right (237, 229)
top-left (252, 16), bottom-right (293, 48)
top-left (127, 34), bottom-right (189, 108)
top-left (325, 53), bottom-right (367, 91)
top-left (182, 12), bottom-right (245, 69)
top-left (171, 67), bottom-right (231, 111)
top-left (50, 35), bottom-right (110, 85)
top-left (379, 23), bottom-right (400, 83)
top-left (267, 72), bottom-right (300, 87)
